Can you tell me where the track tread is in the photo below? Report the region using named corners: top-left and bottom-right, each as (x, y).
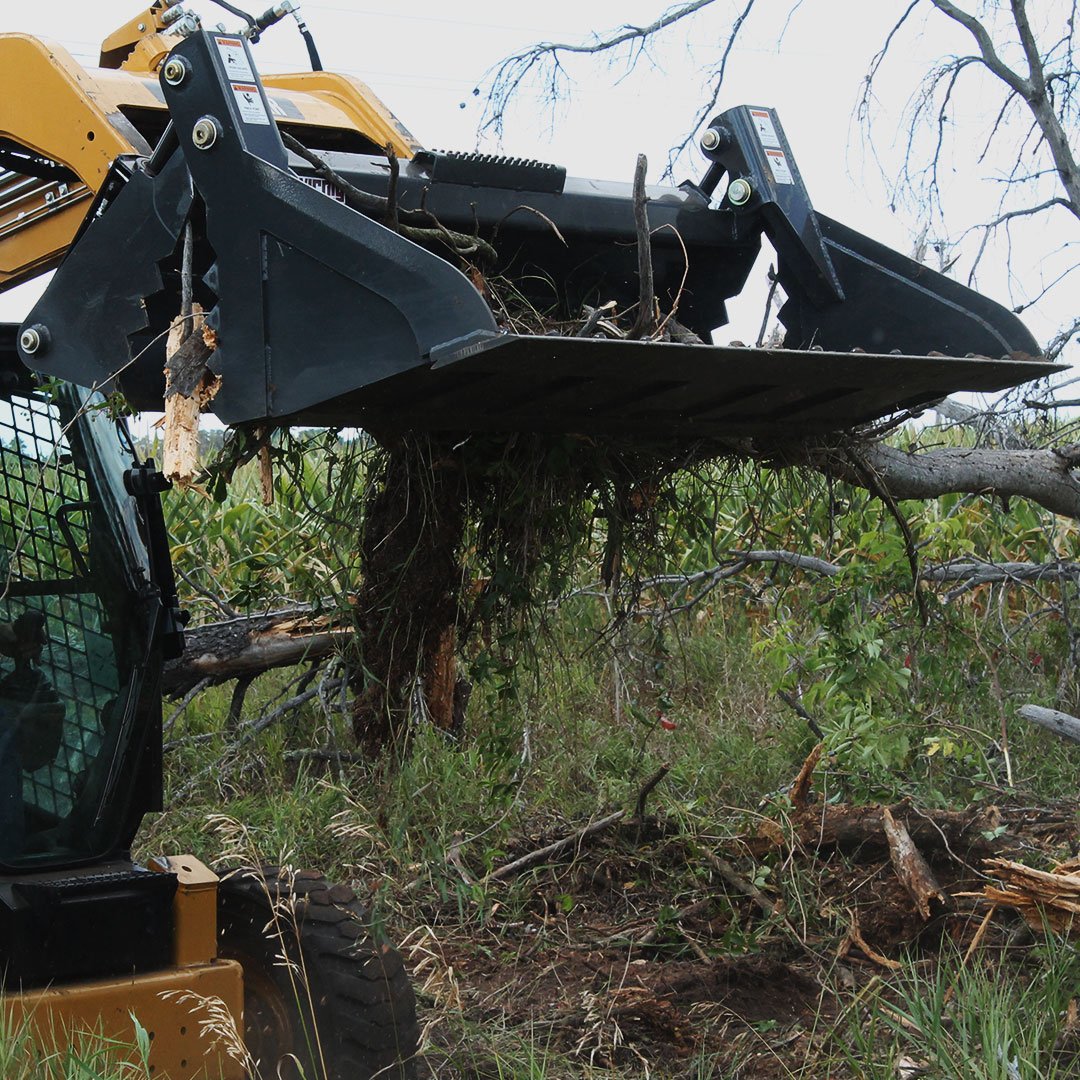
top-left (218, 866), bottom-right (418, 1079)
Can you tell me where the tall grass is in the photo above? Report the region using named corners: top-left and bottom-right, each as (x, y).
top-left (0, 1004), bottom-right (151, 1079)
top-left (834, 936), bottom-right (1080, 1079)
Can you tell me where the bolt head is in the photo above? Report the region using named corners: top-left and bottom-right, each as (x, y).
top-left (700, 128), bottom-right (721, 152)
top-left (137, 22), bottom-right (146, 31)
top-left (192, 116), bottom-right (220, 150)
top-left (162, 56), bottom-right (189, 86)
top-left (727, 178), bottom-right (753, 206)
top-left (19, 327), bottom-right (42, 355)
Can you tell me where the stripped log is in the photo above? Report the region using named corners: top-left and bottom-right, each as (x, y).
top-left (1018, 704), bottom-right (1080, 745)
top-left (162, 605), bottom-right (352, 696)
top-left (163, 304), bottom-right (220, 487)
top-left (979, 856), bottom-right (1080, 936)
top-left (882, 806), bottom-right (950, 919)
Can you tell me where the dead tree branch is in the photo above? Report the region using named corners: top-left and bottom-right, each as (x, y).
top-left (163, 605), bottom-right (352, 697)
top-left (1017, 704), bottom-right (1080, 745)
top-left (806, 442), bottom-right (1080, 521)
top-left (480, 0), bottom-right (755, 170)
top-left (629, 154), bottom-right (656, 339)
top-left (484, 810), bottom-right (626, 884)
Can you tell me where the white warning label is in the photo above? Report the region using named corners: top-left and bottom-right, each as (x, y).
top-left (299, 176), bottom-right (346, 204)
top-left (749, 108), bottom-right (781, 148)
top-left (215, 35), bottom-right (255, 83)
top-left (765, 149), bottom-right (794, 185)
top-left (232, 82), bottom-right (271, 125)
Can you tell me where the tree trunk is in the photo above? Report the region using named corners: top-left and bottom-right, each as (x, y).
top-left (802, 441), bottom-right (1080, 521)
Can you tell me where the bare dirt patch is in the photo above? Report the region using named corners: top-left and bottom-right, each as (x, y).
top-left (406, 798), bottom-right (1079, 1078)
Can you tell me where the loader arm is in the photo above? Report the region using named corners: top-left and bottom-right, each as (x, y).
top-left (14, 30), bottom-right (1061, 439)
top-left (0, 15), bottom-right (417, 292)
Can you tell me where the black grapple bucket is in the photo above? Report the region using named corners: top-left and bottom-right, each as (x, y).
top-left (19, 32), bottom-right (1061, 439)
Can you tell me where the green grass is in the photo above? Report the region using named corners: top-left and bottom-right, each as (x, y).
top-left (0, 1005), bottom-right (151, 1080)
top-left (832, 937), bottom-right (1080, 1079)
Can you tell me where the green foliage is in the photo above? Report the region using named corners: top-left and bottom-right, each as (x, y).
top-left (836, 937), bottom-right (1080, 1079)
top-left (157, 420), bottom-right (1080, 806)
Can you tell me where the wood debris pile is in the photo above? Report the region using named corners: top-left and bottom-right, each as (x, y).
top-left (980, 856), bottom-right (1080, 935)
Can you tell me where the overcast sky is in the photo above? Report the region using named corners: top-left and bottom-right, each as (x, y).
top-left (2, 1), bottom-right (1073, 359)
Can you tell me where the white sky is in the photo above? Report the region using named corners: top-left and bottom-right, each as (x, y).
top-left (1, 0), bottom-right (1074, 362)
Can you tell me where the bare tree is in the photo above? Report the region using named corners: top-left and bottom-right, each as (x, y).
top-left (481, 0), bottom-right (756, 164)
top-left (858, 1), bottom-right (1079, 356)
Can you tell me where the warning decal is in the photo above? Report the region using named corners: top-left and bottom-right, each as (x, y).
top-left (299, 176), bottom-right (346, 204)
top-left (215, 36), bottom-right (256, 83)
top-left (232, 82), bottom-right (271, 125)
top-left (749, 108), bottom-right (781, 148)
top-left (765, 149), bottom-right (794, 185)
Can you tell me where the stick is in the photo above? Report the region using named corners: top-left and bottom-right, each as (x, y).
top-left (943, 906), bottom-right (996, 1005)
top-left (282, 132), bottom-right (497, 262)
top-left (628, 154), bottom-right (655, 339)
top-left (484, 810), bottom-right (625, 883)
top-left (575, 301), bottom-right (617, 338)
top-left (1018, 704), bottom-right (1080, 744)
top-left (755, 264), bottom-right (779, 347)
top-left (778, 689), bottom-right (825, 740)
top-left (649, 223), bottom-right (690, 340)
top-left (789, 742), bottom-right (824, 810)
top-left (164, 676), bottom-right (213, 736)
top-left (283, 748), bottom-right (368, 765)
top-left (257, 432), bottom-right (274, 506)
top-left (702, 849), bottom-right (777, 918)
top-left (227, 673), bottom-right (256, 730)
top-left (634, 762), bottom-right (670, 821)
top-left (839, 909), bottom-right (903, 971)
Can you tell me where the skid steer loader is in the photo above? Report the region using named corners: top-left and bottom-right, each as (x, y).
top-left (0, 323), bottom-right (418, 1077)
top-left (0, 3), bottom-right (1062, 1076)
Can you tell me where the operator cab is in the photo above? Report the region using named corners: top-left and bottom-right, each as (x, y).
top-left (0, 324), bottom-right (161, 872)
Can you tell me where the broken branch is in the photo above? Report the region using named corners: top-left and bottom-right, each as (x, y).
top-left (484, 810), bottom-right (626, 883)
top-left (882, 806), bottom-right (950, 920)
top-left (628, 154), bottom-right (656, 340)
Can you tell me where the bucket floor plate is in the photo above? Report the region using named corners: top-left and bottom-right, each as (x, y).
top-left (330, 335), bottom-right (1060, 438)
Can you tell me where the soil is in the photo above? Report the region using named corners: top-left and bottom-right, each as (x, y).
top-left (402, 802), bottom-right (1080, 1078)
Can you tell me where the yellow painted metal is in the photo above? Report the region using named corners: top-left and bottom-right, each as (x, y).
top-left (117, 31), bottom-right (178, 76)
top-left (0, 13), bottom-right (422, 292)
top-left (99, 6), bottom-right (173, 69)
top-left (7, 960), bottom-right (246, 1080)
top-left (263, 71), bottom-right (420, 158)
top-left (0, 35), bottom-right (140, 288)
top-left (152, 854), bottom-right (221, 968)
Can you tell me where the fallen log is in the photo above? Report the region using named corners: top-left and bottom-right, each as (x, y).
top-left (1017, 704), bottom-right (1080, 745)
top-left (163, 605), bottom-right (352, 697)
top-left (792, 801), bottom-right (1009, 859)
